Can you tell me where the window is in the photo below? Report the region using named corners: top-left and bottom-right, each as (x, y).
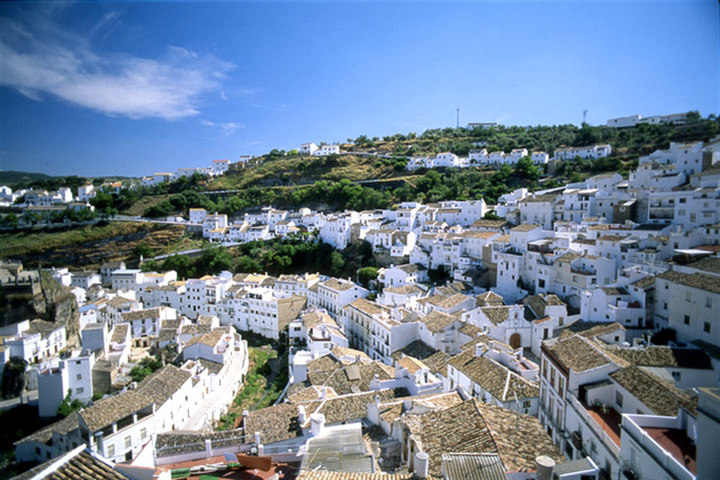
top-left (76, 374), bottom-right (82, 380)
top-left (671, 371), bottom-right (681, 381)
top-left (140, 428), bottom-right (147, 440)
top-left (108, 445), bottom-right (115, 458)
top-left (125, 436), bottom-right (131, 448)
top-left (76, 387), bottom-right (84, 395)
top-left (684, 315), bottom-right (690, 325)
top-left (616, 391), bottom-right (624, 408)
top-left (707, 297), bottom-right (712, 308)
top-left (704, 322), bottom-right (711, 334)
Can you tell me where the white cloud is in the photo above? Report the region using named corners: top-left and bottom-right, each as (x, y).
top-left (201, 119), bottom-right (245, 136)
top-left (0, 13), bottom-right (235, 120)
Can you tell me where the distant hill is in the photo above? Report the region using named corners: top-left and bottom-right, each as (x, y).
top-left (0, 171), bottom-right (51, 187)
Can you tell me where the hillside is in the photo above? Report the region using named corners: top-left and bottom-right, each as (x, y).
top-left (0, 171), bottom-right (51, 187)
top-left (0, 222), bottom-right (198, 269)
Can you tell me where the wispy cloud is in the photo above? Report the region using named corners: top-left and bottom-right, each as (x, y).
top-left (201, 119), bottom-right (245, 136)
top-left (0, 12), bottom-right (234, 120)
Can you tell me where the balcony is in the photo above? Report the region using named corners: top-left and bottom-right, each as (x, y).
top-left (567, 393), bottom-right (620, 458)
top-left (622, 414), bottom-right (695, 480)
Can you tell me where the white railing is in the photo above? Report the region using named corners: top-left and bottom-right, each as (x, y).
top-left (567, 394), bottom-right (620, 458)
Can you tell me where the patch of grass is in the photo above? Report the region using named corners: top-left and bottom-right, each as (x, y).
top-left (216, 345), bottom-right (290, 431)
top-left (0, 222), bottom-right (145, 257)
top-left (121, 194), bottom-right (173, 216)
top-left (0, 222), bottom-right (189, 269)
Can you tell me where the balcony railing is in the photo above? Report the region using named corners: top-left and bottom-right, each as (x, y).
top-left (567, 394), bottom-right (620, 458)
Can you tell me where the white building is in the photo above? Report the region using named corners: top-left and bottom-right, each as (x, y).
top-left (0, 319), bottom-right (67, 365)
top-left (312, 144), bottom-right (340, 156)
top-left (553, 144), bottom-right (612, 161)
top-left (37, 350), bottom-right (95, 417)
top-left (300, 143), bottom-right (319, 155)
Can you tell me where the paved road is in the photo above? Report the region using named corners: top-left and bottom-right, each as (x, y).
top-left (0, 390), bottom-right (38, 411)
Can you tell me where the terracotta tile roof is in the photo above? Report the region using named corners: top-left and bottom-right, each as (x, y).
top-left (421, 311), bottom-right (460, 333)
top-left (322, 278), bottom-right (356, 292)
top-left (441, 453), bottom-right (506, 480)
top-left (198, 358), bottom-right (223, 374)
top-left (135, 365), bottom-right (191, 408)
top-left (605, 346), bottom-right (712, 370)
top-left (332, 347), bottom-right (373, 364)
top-left (686, 256), bottom-right (720, 274)
top-left (520, 194), bottom-right (558, 203)
top-left (559, 321), bottom-right (626, 341)
top-left (184, 329), bottom-right (224, 348)
top-left (421, 351), bottom-right (451, 376)
top-left (110, 324), bottom-right (129, 343)
top-left (510, 224), bottom-right (541, 232)
top-left (544, 335), bottom-right (616, 373)
top-left (630, 275), bottom-right (655, 288)
top-left (20, 450), bottom-right (128, 480)
top-left (475, 401), bottom-right (564, 472)
top-left (286, 385), bottom-right (339, 403)
top-left (402, 399), bottom-right (495, 476)
top-left (156, 429), bottom-right (243, 457)
top-left (402, 399), bottom-right (562, 476)
top-left (396, 355), bottom-right (428, 374)
top-left (303, 310), bottom-right (336, 329)
top-left (347, 298), bottom-right (387, 317)
top-left (307, 358), bottom-right (394, 395)
top-left (390, 340), bottom-right (436, 362)
top-left (16, 412), bottom-right (79, 446)
top-left (610, 366), bottom-right (697, 416)
top-left (480, 306), bottom-right (512, 326)
top-left (421, 293), bottom-right (472, 310)
top-left (383, 284), bottom-right (425, 295)
top-left (449, 349), bottom-right (538, 402)
top-left (376, 391), bottom-right (464, 426)
top-left (458, 323), bottom-right (484, 338)
top-left (244, 402), bottom-right (303, 444)
top-left (657, 270), bottom-right (720, 294)
top-left (302, 389), bottom-right (402, 426)
top-left (555, 252), bottom-right (583, 264)
top-left (80, 390), bottom-right (154, 432)
top-left (27, 319), bottom-right (64, 338)
top-left (120, 307), bottom-right (161, 322)
top-left (476, 291), bottom-right (504, 307)
top-left (180, 324), bottom-right (212, 336)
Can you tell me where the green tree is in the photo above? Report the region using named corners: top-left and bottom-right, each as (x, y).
top-left (134, 243), bottom-right (154, 259)
top-left (514, 155), bottom-right (540, 181)
top-left (57, 389), bottom-right (85, 418)
top-left (1, 357), bottom-right (27, 399)
top-left (329, 251), bottom-right (346, 276)
top-left (357, 267), bottom-right (379, 289)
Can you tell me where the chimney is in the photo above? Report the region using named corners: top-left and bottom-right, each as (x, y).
top-left (298, 405), bottom-right (306, 425)
top-left (94, 431), bottom-right (105, 457)
top-left (535, 456), bottom-right (556, 480)
top-left (414, 451), bottom-right (429, 479)
top-left (310, 413), bottom-right (325, 437)
top-left (475, 343), bottom-right (485, 358)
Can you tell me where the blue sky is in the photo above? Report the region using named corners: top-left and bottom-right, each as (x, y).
top-left (0, 1), bottom-right (718, 178)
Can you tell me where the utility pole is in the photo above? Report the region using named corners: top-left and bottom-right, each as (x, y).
top-left (583, 110), bottom-right (588, 125)
top-left (456, 108), bottom-right (460, 129)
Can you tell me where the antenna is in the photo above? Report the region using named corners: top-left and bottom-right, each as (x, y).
top-left (457, 108), bottom-right (460, 129)
top-left (583, 110), bottom-right (588, 125)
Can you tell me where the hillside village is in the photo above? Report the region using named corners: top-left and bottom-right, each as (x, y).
top-left (1, 116), bottom-right (720, 480)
